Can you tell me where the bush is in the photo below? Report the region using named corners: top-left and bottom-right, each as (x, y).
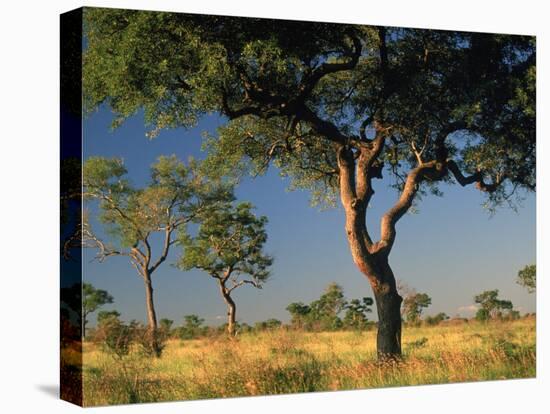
top-left (94, 317), bottom-right (133, 358)
top-left (254, 319), bottom-right (283, 331)
top-left (475, 308), bottom-right (490, 322)
top-left (425, 312), bottom-right (449, 326)
top-left (176, 314), bottom-right (208, 340)
top-left (94, 313), bottom-right (166, 358)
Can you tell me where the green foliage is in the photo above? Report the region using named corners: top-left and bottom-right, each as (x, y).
top-left (425, 312), bottom-right (449, 326)
top-left (178, 200), bottom-right (273, 286)
top-left (475, 308), bottom-right (491, 322)
top-left (177, 315), bottom-right (208, 340)
top-left (83, 283), bottom-right (114, 336)
top-left (402, 292), bottom-right (432, 323)
top-left (83, 284), bottom-right (114, 314)
top-left (343, 297), bottom-right (374, 330)
top-left (94, 313), bottom-right (166, 358)
top-left (84, 10), bottom-right (535, 210)
top-left (83, 155), bottom-right (232, 249)
top-left (286, 283), bottom-right (373, 332)
top-left (94, 311), bottom-right (130, 357)
top-left (517, 264), bottom-right (536, 293)
top-left (286, 302), bottom-right (312, 330)
top-left (159, 318), bottom-right (174, 335)
top-left (254, 319), bottom-right (283, 331)
top-left (97, 310), bottom-right (121, 324)
top-left (474, 289), bottom-right (515, 320)
top-left (308, 283), bottom-right (347, 330)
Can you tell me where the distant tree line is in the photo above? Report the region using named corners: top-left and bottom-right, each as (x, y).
top-left (82, 263), bottom-right (534, 357)
top-left (286, 283), bottom-right (375, 332)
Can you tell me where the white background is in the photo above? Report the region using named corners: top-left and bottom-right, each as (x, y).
top-left (0, 0), bottom-right (547, 412)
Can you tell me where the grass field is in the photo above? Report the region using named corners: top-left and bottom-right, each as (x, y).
top-left (80, 317), bottom-right (535, 406)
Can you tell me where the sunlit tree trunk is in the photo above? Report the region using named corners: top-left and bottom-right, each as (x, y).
top-left (338, 144), bottom-right (403, 359)
top-left (143, 273), bottom-right (160, 356)
top-left (219, 282), bottom-right (237, 336)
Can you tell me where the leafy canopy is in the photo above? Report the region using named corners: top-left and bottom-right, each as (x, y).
top-left (286, 283), bottom-right (373, 331)
top-left (84, 9), bottom-right (535, 210)
top-left (83, 283), bottom-right (113, 316)
top-left (402, 292), bottom-right (432, 322)
top-left (83, 155), bottom-right (233, 250)
top-left (474, 289), bottom-right (514, 319)
top-left (343, 297), bottom-right (374, 330)
top-left (517, 264), bottom-right (536, 293)
top-left (178, 201), bottom-right (273, 287)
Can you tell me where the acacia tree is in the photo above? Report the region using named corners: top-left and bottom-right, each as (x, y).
top-left (178, 201), bottom-right (273, 336)
top-left (286, 302), bottom-right (312, 330)
top-left (474, 289), bottom-right (514, 320)
top-left (83, 155), bottom-right (232, 355)
top-left (517, 264), bottom-right (536, 293)
top-left (84, 10), bottom-right (535, 358)
top-left (402, 292), bottom-right (432, 324)
top-left (309, 282), bottom-right (347, 330)
top-left (177, 315), bottom-right (207, 339)
top-left (82, 283), bottom-right (113, 338)
top-left (343, 297), bottom-right (374, 330)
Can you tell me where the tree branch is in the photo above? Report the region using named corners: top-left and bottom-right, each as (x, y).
top-left (375, 160), bottom-right (440, 255)
top-left (148, 227), bottom-right (174, 274)
top-left (298, 36), bottom-right (362, 102)
top-left (447, 160), bottom-right (506, 193)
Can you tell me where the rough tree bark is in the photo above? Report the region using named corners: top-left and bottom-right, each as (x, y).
top-left (143, 274), bottom-right (161, 356)
top-left (336, 138), bottom-right (406, 359)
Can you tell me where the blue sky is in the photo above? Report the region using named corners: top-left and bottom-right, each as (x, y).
top-left (83, 107), bottom-right (536, 326)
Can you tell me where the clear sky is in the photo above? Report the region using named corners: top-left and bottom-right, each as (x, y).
top-left (83, 107), bottom-right (536, 327)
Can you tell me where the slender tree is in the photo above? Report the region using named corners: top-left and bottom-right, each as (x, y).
top-left (402, 292), bottom-right (432, 324)
top-left (82, 283), bottom-right (113, 338)
top-left (84, 10), bottom-right (535, 358)
top-left (83, 155), bottom-right (232, 355)
top-left (178, 201), bottom-right (273, 336)
top-left (309, 282), bottom-right (347, 330)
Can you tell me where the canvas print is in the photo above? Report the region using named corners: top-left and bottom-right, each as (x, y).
top-left (60, 7), bottom-right (536, 407)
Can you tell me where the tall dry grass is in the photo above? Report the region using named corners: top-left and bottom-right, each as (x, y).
top-left (82, 317), bottom-right (535, 406)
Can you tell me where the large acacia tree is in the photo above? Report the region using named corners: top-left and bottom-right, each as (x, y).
top-left (84, 9), bottom-right (535, 358)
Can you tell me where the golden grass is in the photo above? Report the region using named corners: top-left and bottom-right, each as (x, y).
top-left (81, 317), bottom-right (536, 406)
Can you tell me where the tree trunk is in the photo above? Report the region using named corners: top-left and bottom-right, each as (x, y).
top-left (373, 284), bottom-right (403, 359)
top-left (338, 146), bottom-right (403, 359)
top-left (220, 283), bottom-right (237, 336)
top-left (227, 300), bottom-right (236, 336)
top-left (143, 275), bottom-right (161, 356)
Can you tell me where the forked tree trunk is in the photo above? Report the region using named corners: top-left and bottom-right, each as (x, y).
top-left (143, 274), bottom-right (161, 356)
top-left (338, 145), bottom-right (403, 359)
